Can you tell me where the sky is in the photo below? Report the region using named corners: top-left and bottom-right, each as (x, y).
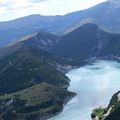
top-left (0, 0), bottom-right (107, 21)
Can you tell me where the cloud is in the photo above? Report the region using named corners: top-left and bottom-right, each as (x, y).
top-left (0, 0), bottom-right (13, 7)
top-left (29, 0), bottom-right (48, 3)
top-left (0, 0), bottom-right (34, 11)
top-left (0, 0), bottom-right (107, 21)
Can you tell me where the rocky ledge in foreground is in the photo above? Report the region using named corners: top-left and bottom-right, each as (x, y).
top-left (91, 91), bottom-right (120, 120)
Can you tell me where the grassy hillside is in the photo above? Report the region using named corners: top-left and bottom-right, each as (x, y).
top-left (0, 38), bottom-right (75, 120)
top-left (0, 44), bottom-right (70, 95)
top-left (0, 83), bottom-right (75, 120)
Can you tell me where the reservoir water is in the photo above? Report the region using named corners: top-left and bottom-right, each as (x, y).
top-left (49, 60), bottom-right (120, 120)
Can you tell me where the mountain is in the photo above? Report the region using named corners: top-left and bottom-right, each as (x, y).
top-left (7, 23), bottom-right (120, 66)
top-left (63, 0), bottom-right (120, 34)
top-left (0, 13), bottom-right (83, 47)
top-left (1, 22), bottom-right (120, 120)
top-left (1, 0), bottom-right (120, 47)
top-left (0, 44), bottom-right (68, 95)
top-left (50, 23), bottom-right (120, 65)
top-left (0, 35), bottom-right (75, 119)
top-left (0, 15), bottom-right (57, 47)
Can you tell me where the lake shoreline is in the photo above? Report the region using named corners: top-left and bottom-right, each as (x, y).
top-left (50, 60), bottom-right (119, 120)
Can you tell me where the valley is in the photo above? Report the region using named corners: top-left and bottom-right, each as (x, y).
top-left (1, 22), bottom-right (120, 120)
top-left (1, 0), bottom-right (120, 120)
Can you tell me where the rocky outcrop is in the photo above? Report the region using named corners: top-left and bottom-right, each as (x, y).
top-left (91, 91), bottom-right (120, 120)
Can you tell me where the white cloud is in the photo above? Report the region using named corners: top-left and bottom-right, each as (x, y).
top-left (0, 0), bottom-right (107, 21)
top-left (29, 0), bottom-right (48, 3)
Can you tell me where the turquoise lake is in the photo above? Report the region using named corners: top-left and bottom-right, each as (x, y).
top-left (49, 60), bottom-right (120, 120)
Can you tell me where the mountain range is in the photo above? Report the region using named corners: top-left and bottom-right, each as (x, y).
top-left (1, 22), bottom-right (120, 119)
top-left (1, 0), bottom-right (120, 120)
top-left (8, 23), bottom-right (120, 65)
top-left (1, 0), bottom-right (120, 47)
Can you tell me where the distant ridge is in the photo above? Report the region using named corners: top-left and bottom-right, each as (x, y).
top-left (1, 0), bottom-right (120, 47)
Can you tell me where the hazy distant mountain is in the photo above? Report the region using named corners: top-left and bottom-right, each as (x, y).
top-left (1, 0), bottom-right (120, 47)
top-left (0, 13), bottom-right (82, 47)
top-left (64, 0), bottom-right (120, 34)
